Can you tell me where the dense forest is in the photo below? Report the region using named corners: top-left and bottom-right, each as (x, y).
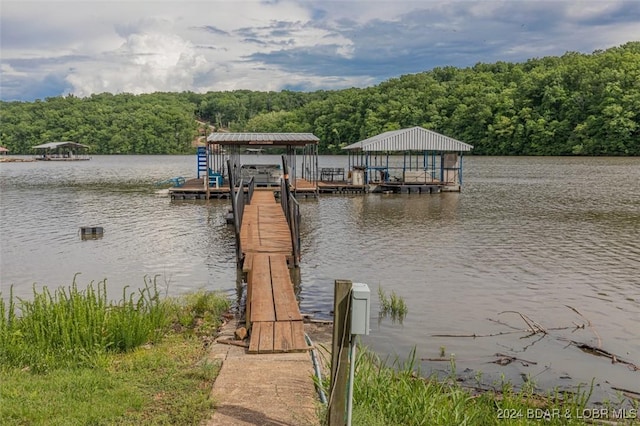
top-left (1, 42), bottom-right (639, 155)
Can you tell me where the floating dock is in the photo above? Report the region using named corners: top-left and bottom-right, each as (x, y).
top-left (169, 177), bottom-right (367, 199)
top-left (171, 127), bottom-right (472, 200)
top-left (168, 177), bottom-right (445, 199)
top-left (169, 178), bottom-right (233, 199)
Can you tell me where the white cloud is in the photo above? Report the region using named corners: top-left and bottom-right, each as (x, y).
top-left (1, 0), bottom-right (639, 100)
top-left (564, 1), bottom-right (622, 20)
top-left (66, 30), bottom-right (208, 96)
top-left (0, 63), bottom-right (27, 77)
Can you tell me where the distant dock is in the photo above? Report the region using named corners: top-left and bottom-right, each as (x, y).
top-left (0, 157), bottom-right (35, 163)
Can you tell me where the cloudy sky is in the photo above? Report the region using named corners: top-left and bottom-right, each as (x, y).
top-left (1, 1), bottom-right (639, 101)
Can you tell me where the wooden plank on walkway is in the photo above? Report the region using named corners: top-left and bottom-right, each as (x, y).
top-left (273, 321), bottom-right (292, 352)
top-left (251, 191), bottom-right (277, 205)
top-left (291, 320), bottom-right (308, 350)
top-left (270, 255), bottom-right (302, 321)
top-left (250, 254), bottom-right (275, 322)
top-left (258, 321), bottom-right (274, 353)
top-left (248, 321), bottom-right (261, 353)
top-left (242, 252), bottom-right (254, 273)
top-left (241, 203), bottom-right (292, 256)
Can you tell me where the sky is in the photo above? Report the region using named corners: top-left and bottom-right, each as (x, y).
top-left (1, 1), bottom-right (640, 102)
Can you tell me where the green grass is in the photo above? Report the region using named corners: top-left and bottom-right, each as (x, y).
top-left (0, 275), bottom-right (170, 372)
top-left (0, 277), bottom-right (231, 425)
top-left (173, 289), bottom-right (232, 337)
top-left (0, 334), bottom-right (221, 425)
top-left (322, 347), bottom-right (638, 426)
top-left (378, 286), bottom-right (408, 321)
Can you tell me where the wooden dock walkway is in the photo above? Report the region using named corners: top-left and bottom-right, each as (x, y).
top-left (240, 190), bottom-right (308, 354)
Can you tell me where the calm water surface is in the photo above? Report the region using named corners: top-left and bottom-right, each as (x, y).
top-left (1, 155), bottom-right (638, 403)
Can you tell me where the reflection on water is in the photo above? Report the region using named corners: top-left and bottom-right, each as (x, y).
top-left (1, 155), bottom-right (639, 403)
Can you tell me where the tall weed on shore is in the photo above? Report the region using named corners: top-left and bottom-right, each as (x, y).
top-left (0, 275), bottom-right (170, 371)
top-left (345, 347), bottom-right (594, 426)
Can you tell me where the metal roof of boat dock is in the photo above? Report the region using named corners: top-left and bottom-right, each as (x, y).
top-left (207, 132), bottom-right (319, 146)
top-left (32, 141), bottom-right (90, 150)
top-left (343, 126), bottom-right (473, 152)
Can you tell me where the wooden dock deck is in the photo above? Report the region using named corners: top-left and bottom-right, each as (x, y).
top-left (240, 191), bottom-right (308, 354)
top-left (168, 178), bottom-right (231, 199)
top-left (169, 177), bottom-right (370, 199)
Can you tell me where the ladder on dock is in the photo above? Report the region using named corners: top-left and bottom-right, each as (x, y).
top-left (229, 158), bottom-right (308, 353)
top-left (197, 146), bottom-right (207, 178)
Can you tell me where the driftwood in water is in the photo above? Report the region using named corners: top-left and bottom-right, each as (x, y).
top-left (559, 338), bottom-right (639, 371)
top-left (430, 307), bottom-right (639, 373)
top-left (432, 325), bottom-right (577, 339)
top-left (491, 353), bottom-right (538, 366)
top-left (432, 330), bottom-right (525, 338)
top-left (498, 311), bottom-right (547, 334)
top-left (564, 305), bottom-right (602, 348)
top-left (611, 386), bottom-right (640, 401)
top-left (422, 353), bottom-right (538, 367)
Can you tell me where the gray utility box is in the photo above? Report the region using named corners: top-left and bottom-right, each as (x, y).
top-left (350, 283), bottom-right (370, 335)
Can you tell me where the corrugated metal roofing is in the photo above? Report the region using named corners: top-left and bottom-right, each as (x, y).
top-left (32, 141), bottom-right (90, 150)
top-left (343, 127), bottom-right (473, 152)
top-left (207, 132), bottom-right (319, 145)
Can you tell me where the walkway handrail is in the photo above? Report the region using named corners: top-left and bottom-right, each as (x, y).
top-left (280, 177), bottom-right (289, 224)
top-left (228, 160), bottom-right (244, 263)
top-left (289, 195), bottom-right (301, 266)
top-left (247, 176), bottom-right (255, 204)
top-left (281, 155), bottom-right (301, 266)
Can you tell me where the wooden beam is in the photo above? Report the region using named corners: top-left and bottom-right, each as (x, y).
top-left (329, 280), bottom-right (352, 426)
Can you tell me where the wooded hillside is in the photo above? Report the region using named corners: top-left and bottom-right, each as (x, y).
top-left (1, 42), bottom-right (638, 155)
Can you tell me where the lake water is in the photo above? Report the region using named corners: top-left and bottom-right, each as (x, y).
top-left (1, 154), bottom-right (638, 404)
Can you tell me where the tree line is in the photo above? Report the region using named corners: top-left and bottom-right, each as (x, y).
top-left (1, 42), bottom-right (638, 155)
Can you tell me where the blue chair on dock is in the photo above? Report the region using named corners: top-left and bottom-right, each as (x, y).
top-left (208, 169), bottom-right (223, 188)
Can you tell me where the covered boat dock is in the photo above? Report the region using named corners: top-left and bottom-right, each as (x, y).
top-left (32, 141), bottom-right (91, 161)
top-left (170, 132), bottom-right (320, 200)
top-left (207, 132), bottom-right (319, 195)
top-left (343, 126), bottom-right (473, 193)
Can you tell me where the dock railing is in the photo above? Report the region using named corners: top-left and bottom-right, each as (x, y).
top-left (228, 160), bottom-right (255, 264)
top-left (247, 175), bottom-right (255, 205)
top-left (280, 156), bottom-right (301, 266)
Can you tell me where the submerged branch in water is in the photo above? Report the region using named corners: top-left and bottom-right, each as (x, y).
top-left (432, 326), bottom-right (577, 339)
top-left (431, 308), bottom-right (639, 374)
top-left (611, 386), bottom-right (640, 402)
top-left (491, 353), bottom-right (538, 366)
top-left (558, 338), bottom-right (640, 372)
top-left (564, 304), bottom-right (602, 348)
top-left (431, 330), bottom-right (525, 338)
top-left (422, 353), bottom-right (538, 367)
top-left (498, 311), bottom-right (547, 334)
